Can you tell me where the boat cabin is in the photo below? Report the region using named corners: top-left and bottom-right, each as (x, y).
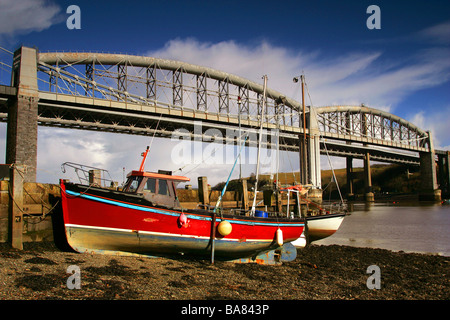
top-left (123, 170), bottom-right (190, 209)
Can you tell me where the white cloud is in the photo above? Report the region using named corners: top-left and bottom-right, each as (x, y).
top-left (0, 0), bottom-right (62, 36)
top-left (36, 127), bottom-right (171, 185)
top-left (417, 20), bottom-right (450, 45)
top-left (406, 107), bottom-right (450, 150)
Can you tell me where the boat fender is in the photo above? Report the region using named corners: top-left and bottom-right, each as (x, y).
top-left (178, 213), bottom-right (189, 228)
top-left (276, 228), bottom-right (283, 247)
top-left (217, 221), bottom-right (232, 236)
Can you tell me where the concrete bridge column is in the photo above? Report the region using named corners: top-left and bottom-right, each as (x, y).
top-left (437, 151), bottom-right (450, 199)
top-left (6, 46), bottom-right (39, 182)
top-left (306, 107), bottom-right (322, 202)
top-left (346, 156), bottom-right (355, 200)
top-left (419, 131), bottom-right (441, 201)
top-left (364, 152), bottom-right (374, 202)
top-left (307, 131), bottom-right (321, 187)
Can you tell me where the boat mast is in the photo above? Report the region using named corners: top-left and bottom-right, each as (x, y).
top-left (301, 74), bottom-right (307, 185)
top-left (251, 75), bottom-right (268, 215)
top-left (275, 103), bottom-right (280, 214)
top-left (238, 97), bottom-right (242, 181)
top-left (293, 74), bottom-right (308, 185)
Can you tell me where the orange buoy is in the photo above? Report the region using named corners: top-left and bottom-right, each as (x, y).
top-left (217, 221), bottom-right (232, 236)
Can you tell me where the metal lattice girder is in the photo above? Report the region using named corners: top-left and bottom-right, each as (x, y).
top-left (117, 64), bottom-right (127, 100)
top-left (49, 70), bottom-right (57, 93)
top-left (37, 52), bottom-right (305, 125)
top-left (218, 79), bottom-right (229, 113)
top-left (238, 85), bottom-right (249, 114)
top-left (146, 65), bottom-right (156, 100)
top-left (31, 100), bottom-right (423, 166)
top-left (38, 52), bottom-right (302, 111)
top-left (35, 52), bottom-right (433, 154)
top-left (274, 101), bottom-right (280, 125)
top-left (85, 63), bottom-right (94, 96)
top-left (256, 92), bottom-right (269, 121)
top-left (345, 111), bottom-right (351, 135)
top-left (314, 105), bottom-right (430, 151)
top-left (361, 113), bottom-right (368, 135)
top-left (172, 68), bottom-right (183, 106)
top-left (196, 73), bottom-right (207, 110)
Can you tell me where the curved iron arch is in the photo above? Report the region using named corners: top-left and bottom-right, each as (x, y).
top-left (36, 52), bottom-right (431, 151)
top-left (313, 105), bottom-right (430, 150)
top-left (37, 52), bottom-right (303, 121)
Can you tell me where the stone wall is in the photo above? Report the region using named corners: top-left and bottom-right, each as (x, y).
top-left (0, 181), bottom-right (61, 243)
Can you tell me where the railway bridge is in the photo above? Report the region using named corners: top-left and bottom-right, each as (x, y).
top-left (0, 46), bottom-right (448, 202)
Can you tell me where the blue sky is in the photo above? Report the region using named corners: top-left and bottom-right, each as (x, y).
top-left (0, 0), bottom-right (449, 186)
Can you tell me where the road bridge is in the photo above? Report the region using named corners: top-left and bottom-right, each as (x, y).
top-left (0, 46), bottom-right (447, 201)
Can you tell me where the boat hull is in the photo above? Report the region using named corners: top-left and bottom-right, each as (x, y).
top-left (60, 181), bottom-right (304, 260)
top-left (307, 213), bottom-right (346, 242)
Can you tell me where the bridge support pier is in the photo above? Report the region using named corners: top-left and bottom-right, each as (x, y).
top-left (305, 107), bottom-right (322, 202)
top-left (5, 46), bottom-right (39, 182)
top-left (364, 152), bottom-right (374, 202)
top-left (346, 157), bottom-right (355, 200)
top-left (419, 131), bottom-right (441, 201)
top-left (437, 151), bottom-right (450, 199)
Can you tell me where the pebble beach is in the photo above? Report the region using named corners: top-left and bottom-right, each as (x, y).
top-left (0, 241), bottom-right (448, 302)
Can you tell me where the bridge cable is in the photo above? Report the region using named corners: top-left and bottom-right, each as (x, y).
top-left (147, 113), bottom-right (163, 154)
top-left (0, 47), bottom-right (13, 55)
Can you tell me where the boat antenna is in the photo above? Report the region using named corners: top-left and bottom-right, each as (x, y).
top-left (251, 75), bottom-right (268, 215)
top-left (139, 146), bottom-right (150, 172)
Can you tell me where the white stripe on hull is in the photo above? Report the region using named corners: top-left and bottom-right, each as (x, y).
top-left (65, 223), bottom-right (272, 243)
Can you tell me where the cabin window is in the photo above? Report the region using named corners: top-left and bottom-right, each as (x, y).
top-left (125, 176), bottom-right (142, 192)
top-left (158, 179), bottom-right (169, 196)
top-left (144, 178), bottom-right (156, 193)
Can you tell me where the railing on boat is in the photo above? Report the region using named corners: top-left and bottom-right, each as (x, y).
top-left (61, 162), bottom-right (117, 188)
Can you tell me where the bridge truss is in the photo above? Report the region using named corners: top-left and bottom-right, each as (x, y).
top-left (0, 49), bottom-right (435, 173)
top-left (36, 52), bottom-right (429, 152)
top-left (37, 52), bottom-right (303, 129)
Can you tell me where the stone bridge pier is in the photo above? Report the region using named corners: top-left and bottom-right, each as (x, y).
top-left (437, 151), bottom-right (450, 199)
top-left (6, 46), bottom-right (38, 182)
top-left (419, 131), bottom-right (441, 201)
top-left (344, 131), bottom-right (442, 202)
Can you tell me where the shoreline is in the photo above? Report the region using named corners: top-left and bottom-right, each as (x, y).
top-left (314, 237), bottom-right (450, 258)
top-left (1, 241), bottom-right (448, 301)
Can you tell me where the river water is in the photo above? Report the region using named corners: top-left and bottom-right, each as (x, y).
top-left (315, 201), bottom-right (450, 257)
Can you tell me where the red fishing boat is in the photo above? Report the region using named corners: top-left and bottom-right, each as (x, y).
top-left (60, 148), bottom-right (304, 263)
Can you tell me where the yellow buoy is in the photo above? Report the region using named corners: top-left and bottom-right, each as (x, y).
top-left (276, 228), bottom-right (283, 246)
top-left (217, 221), bottom-right (232, 236)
